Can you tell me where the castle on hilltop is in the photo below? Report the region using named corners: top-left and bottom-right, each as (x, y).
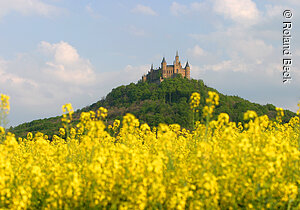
top-left (142, 52), bottom-right (190, 83)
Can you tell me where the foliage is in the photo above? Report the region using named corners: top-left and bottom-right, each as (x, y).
top-left (9, 77), bottom-right (295, 138)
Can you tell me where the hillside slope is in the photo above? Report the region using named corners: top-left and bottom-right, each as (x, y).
top-left (9, 77), bottom-right (295, 138)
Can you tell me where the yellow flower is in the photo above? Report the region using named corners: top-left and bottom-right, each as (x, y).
top-left (140, 123), bottom-right (151, 132)
top-left (275, 107), bottom-right (284, 117)
top-left (113, 119), bottom-right (120, 128)
top-left (243, 110), bottom-right (258, 121)
top-left (27, 132), bottom-right (33, 140)
top-left (70, 128), bottom-right (76, 138)
top-left (59, 128), bottom-right (65, 137)
top-left (80, 112), bottom-right (91, 123)
top-left (0, 93), bottom-right (10, 113)
top-left (62, 103), bottom-right (74, 120)
top-left (218, 113), bottom-right (229, 124)
top-left (189, 92), bottom-right (201, 110)
top-left (97, 107), bottom-right (108, 119)
top-left (1, 95), bottom-right (300, 209)
top-left (90, 111), bottom-right (96, 120)
top-left (275, 107), bottom-right (284, 123)
top-left (203, 105), bottom-right (214, 117)
top-left (206, 91), bottom-right (219, 106)
top-left (0, 126), bottom-right (5, 135)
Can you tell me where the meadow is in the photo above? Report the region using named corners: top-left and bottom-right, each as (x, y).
top-left (0, 92), bottom-right (299, 209)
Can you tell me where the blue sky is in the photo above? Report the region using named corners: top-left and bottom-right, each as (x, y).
top-left (0, 0), bottom-right (299, 126)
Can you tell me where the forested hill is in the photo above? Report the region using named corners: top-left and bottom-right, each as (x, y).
top-left (10, 77), bottom-right (295, 138)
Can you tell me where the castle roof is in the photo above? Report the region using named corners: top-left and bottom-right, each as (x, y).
top-left (185, 61), bottom-right (190, 67)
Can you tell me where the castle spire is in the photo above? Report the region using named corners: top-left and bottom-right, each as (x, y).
top-left (151, 63), bottom-right (153, 69)
top-left (175, 51), bottom-right (179, 64)
top-left (185, 60), bottom-right (190, 67)
top-left (161, 57), bottom-right (166, 63)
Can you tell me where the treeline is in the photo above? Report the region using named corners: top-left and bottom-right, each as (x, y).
top-left (9, 77), bottom-right (295, 138)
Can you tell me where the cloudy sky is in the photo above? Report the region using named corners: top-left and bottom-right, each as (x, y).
top-left (0, 0), bottom-right (299, 126)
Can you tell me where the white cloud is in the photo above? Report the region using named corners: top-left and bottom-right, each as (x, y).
top-left (201, 60), bottom-right (247, 72)
top-left (189, 25), bottom-right (276, 66)
top-left (265, 4), bottom-right (285, 18)
top-left (231, 39), bottom-right (274, 61)
top-left (131, 4), bottom-right (158, 16)
top-left (190, 2), bottom-right (207, 11)
top-left (0, 57), bottom-right (38, 88)
top-left (0, 41), bottom-right (97, 111)
top-left (213, 0), bottom-right (260, 25)
top-left (0, 0), bottom-right (62, 19)
top-left (186, 0), bottom-right (300, 111)
top-left (124, 64), bottom-right (149, 78)
top-left (170, 2), bottom-right (207, 16)
top-left (0, 41), bottom-right (154, 126)
top-left (0, 57), bottom-right (44, 108)
top-left (39, 41), bottom-right (96, 85)
top-left (85, 3), bottom-right (102, 19)
top-left (170, 2), bottom-right (188, 16)
top-left (40, 41), bottom-right (79, 64)
top-left (186, 2), bottom-right (300, 112)
top-left (187, 45), bottom-right (207, 57)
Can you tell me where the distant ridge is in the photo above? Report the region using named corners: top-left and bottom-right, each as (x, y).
top-left (9, 77), bottom-right (295, 138)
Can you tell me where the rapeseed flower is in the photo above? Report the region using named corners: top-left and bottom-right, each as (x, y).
top-left (189, 92), bottom-right (201, 111)
top-left (0, 93), bottom-right (298, 209)
top-left (97, 107), bottom-right (108, 119)
top-left (0, 94), bottom-right (10, 113)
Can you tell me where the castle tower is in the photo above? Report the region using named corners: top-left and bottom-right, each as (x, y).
top-left (175, 51), bottom-right (179, 64)
top-left (161, 57), bottom-right (167, 78)
top-left (174, 51), bottom-right (180, 75)
top-left (161, 57), bottom-right (166, 70)
top-left (185, 61), bottom-right (190, 79)
top-left (142, 74), bottom-right (147, 82)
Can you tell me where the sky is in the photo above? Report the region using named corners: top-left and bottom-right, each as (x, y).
top-left (0, 0), bottom-right (299, 127)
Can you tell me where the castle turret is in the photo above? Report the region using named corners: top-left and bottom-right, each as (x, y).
top-left (175, 51), bottom-right (179, 64)
top-left (142, 74), bottom-right (147, 82)
top-left (185, 61), bottom-right (190, 79)
top-left (185, 61), bottom-right (190, 68)
top-left (161, 57), bottom-right (167, 78)
top-left (161, 57), bottom-right (167, 70)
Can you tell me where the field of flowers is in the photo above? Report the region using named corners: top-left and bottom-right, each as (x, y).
top-left (0, 92), bottom-right (299, 209)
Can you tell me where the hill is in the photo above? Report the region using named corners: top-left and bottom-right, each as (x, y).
top-left (9, 77), bottom-right (295, 138)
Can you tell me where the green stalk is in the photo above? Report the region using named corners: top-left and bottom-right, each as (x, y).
top-left (192, 109), bottom-right (195, 130)
top-left (205, 113), bottom-right (210, 141)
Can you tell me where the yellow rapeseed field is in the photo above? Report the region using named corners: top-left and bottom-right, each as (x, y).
top-left (0, 92), bottom-right (299, 209)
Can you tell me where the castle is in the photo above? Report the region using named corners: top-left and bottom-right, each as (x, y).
top-left (142, 52), bottom-right (190, 83)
